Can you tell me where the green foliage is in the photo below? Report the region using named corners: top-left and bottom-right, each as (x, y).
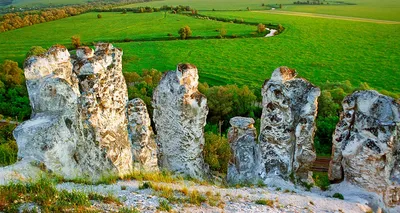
top-left (0, 177), bottom-right (90, 212)
top-left (318, 90), bottom-right (340, 118)
top-left (139, 182), bottom-right (153, 190)
top-left (187, 190), bottom-right (207, 205)
top-left (88, 192), bottom-right (121, 204)
top-left (119, 207), bottom-right (140, 213)
top-left (178, 25), bottom-right (192, 39)
top-left (255, 199), bottom-right (274, 207)
top-left (314, 116), bottom-right (338, 155)
top-left (203, 132), bottom-right (230, 174)
top-left (219, 27), bottom-right (227, 38)
top-left (333, 193), bottom-right (344, 200)
top-left (200, 83), bottom-right (258, 126)
top-left (124, 69), bottom-right (162, 119)
top-left (257, 23), bottom-right (266, 33)
top-left (0, 138), bottom-right (17, 166)
top-left (71, 35), bottom-right (81, 48)
top-left (0, 60), bottom-right (30, 121)
top-left (313, 172), bottom-right (330, 191)
top-left (300, 181), bottom-right (313, 191)
top-left (158, 199), bottom-right (172, 212)
top-left (26, 46), bottom-right (47, 58)
top-left (0, 60), bottom-right (24, 87)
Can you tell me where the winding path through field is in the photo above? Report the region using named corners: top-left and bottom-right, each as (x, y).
top-left (253, 10), bottom-right (400, 24)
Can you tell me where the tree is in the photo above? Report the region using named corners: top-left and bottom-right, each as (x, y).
top-left (0, 60), bottom-right (24, 87)
top-left (178, 26), bottom-right (192, 39)
top-left (257, 23), bottom-right (266, 33)
top-left (26, 46), bottom-right (47, 58)
top-left (203, 132), bottom-right (230, 174)
top-left (219, 28), bottom-right (227, 38)
top-left (71, 35), bottom-right (81, 48)
top-left (97, 14), bottom-right (102, 19)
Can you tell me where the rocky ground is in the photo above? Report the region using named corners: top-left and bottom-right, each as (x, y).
top-left (56, 178), bottom-right (372, 213)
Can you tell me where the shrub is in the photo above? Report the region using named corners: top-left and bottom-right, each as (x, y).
top-left (26, 46), bottom-right (47, 58)
top-left (257, 23), bottom-right (266, 33)
top-left (219, 28), bottom-right (227, 38)
top-left (0, 60), bottom-right (24, 86)
top-left (255, 199), bottom-right (274, 207)
top-left (0, 140), bottom-right (17, 166)
top-left (139, 182), bottom-right (153, 190)
top-left (97, 14), bottom-right (102, 19)
top-left (71, 35), bottom-right (81, 48)
top-left (178, 26), bottom-right (192, 39)
top-left (313, 172), bottom-right (330, 191)
top-left (277, 24), bottom-right (284, 33)
top-left (158, 199), bottom-right (172, 211)
top-left (0, 178), bottom-right (92, 212)
top-left (333, 193), bottom-right (344, 200)
top-left (203, 132), bottom-right (230, 174)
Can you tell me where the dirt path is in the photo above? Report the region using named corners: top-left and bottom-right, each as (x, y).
top-left (252, 10), bottom-right (400, 25)
top-left (312, 156), bottom-right (331, 172)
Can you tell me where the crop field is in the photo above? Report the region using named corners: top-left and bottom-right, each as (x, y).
top-left (118, 0), bottom-right (269, 10)
top-left (283, 0), bottom-right (400, 21)
top-left (117, 11), bottom-right (400, 93)
top-left (120, 0), bottom-right (400, 21)
top-left (0, 12), bottom-right (255, 65)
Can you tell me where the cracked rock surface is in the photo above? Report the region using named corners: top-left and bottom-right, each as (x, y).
top-left (127, 98), bottom-right (159, 172)
top-left (259, 67), bottom-right (320, 182)
top-left (329, 90), bottom-right (400, 208)
top-left (12, 44), bottom-right (133, 181)
top-left (227, 117), bottom-right (263, 185)
top-left (152, 64), bottom-right (209, 179)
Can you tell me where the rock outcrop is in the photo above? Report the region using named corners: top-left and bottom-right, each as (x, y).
top-left (127, 98), bottom-right (158, 172)
top-left (329, 90), bottom-right (400, 207)
top-left (259, 67), bottom-right (320, 182)
top-left (72, 44), bottom-right (132, 176)
top-left (227, 117), bottom-right (263, 184)
top-left (152, 64), bottom-right (209, 179)
top-left (13, 44), bottom-right (133, 181)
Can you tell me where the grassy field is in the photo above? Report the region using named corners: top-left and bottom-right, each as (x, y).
top-left (117, 11), bottom-right (400, 93)
top-left (0, 12), bottom-right (255, 64)
top-left (283, 0), bottom-right (400, 21)
top-left (119, 0), bottom-right (400, 21)
top-left (0, 5), bottom-right (399, 93)
top-left (117, 0), bottom-right (269, 10)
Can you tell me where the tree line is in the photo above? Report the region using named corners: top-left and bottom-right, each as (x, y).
top-left (0, 54), bottom-right (399, 174)
top-left (0, 0), bottom-right (156, 32)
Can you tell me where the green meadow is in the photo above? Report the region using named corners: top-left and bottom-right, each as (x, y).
top-left (283, 0), bottom-right (400, 21)
top-left (117, 0), bottom-right (269, 10)
top-left (0, 2), bottom-right (399, 93)
top-left (0, 12), bottom-right (254, 64)
top-left (118, 11), bottom-right (400, 92)
top-left (120, 0), bottom-right (400, 21)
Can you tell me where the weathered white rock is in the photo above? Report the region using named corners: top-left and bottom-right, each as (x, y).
top-left (73, 43), bottom-right (132, 177)
top-left (12, 44), bottom-right (133, 181)
top-left (127, 98), bottom-right (159, 172)
top-left (329, 90), bottom-right (400, 208)
top-left (152, 64), bottom-right (209, 179)
top-left (227, 117), bottom-right (263, 184)
top-left (259, 67), bottom-right (320, 183)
